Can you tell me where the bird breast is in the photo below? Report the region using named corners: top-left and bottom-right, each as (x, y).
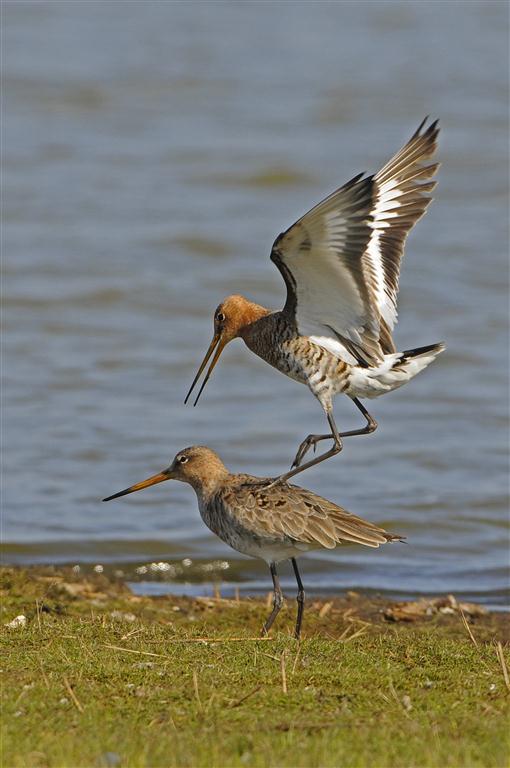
top-left (241, 312), bottom-right (350, 395)
top-left (197, 488), bottom-right (310, 564)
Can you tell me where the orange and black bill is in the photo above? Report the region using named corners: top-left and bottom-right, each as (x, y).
top-left (103, 470), bottom-right (171, 502)
top-left (184, 333), bottom-right (227, 407)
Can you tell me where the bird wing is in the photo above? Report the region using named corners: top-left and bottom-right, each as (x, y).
top-left (235, 481), bottom-right (399, 549)
top-left (270, 119), bottom-right (440, 365)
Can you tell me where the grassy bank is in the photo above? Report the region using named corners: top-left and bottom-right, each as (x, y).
top-left (2, 567), bottom-right (509, 768)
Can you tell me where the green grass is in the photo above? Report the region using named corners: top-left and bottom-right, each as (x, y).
top-left (1, 567), bottom-right (509, 768)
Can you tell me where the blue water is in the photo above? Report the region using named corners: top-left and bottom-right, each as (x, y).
top-left (3, 1), bottom-right (509, 606)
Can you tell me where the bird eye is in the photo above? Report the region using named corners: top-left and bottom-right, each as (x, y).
top-left (178, 455), bottom-right (188, 464)
top-left (216, 312), bottom-right (225, 323)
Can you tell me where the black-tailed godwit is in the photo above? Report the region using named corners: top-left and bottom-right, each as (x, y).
top-left (185, 119), bottom-right (444, 483)
top-left (103, 445), bottom-right (403, 638)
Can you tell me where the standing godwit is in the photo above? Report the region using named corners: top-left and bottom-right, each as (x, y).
top-left (185, 119), bottom-right (444, 484)
top-left (103, 445), bottom-right (403, 638)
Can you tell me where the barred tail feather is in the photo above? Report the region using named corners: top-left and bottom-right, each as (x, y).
top-left (395, 342), bottom-right (446, 376)
top-left (348, 342), bottom-right (445, 398)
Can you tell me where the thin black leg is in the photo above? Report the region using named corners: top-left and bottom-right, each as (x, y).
top-left (341, 398), bottom-right (378, 437)
top-left (268, 411), bottom-right (342, 486)
top-left (261, 562), bottom-right (284, 636)
top-left (292, 398), bottom-right (378, 467)
top-left (291, 558), bottom-right (305, 640)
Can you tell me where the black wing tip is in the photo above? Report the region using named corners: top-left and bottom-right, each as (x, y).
top-left (413, 116), bottom-right (440, 142)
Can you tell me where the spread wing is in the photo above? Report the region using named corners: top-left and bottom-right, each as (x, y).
top-left (270, 118), bottom-right (440, 366)
top-left (231, 481), bottom-right (401, 549)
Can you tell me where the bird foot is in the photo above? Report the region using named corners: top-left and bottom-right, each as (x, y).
top-left (292, 434), bottom-right (323, 468)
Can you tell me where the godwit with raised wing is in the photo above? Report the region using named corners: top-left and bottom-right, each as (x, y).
top-left (103, 445), bottom-right (403, 638)
top-left (185, 119), bottom-right (444, 484)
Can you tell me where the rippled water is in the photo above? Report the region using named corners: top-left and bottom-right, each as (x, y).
top-left (3, 2), bottom-right (509, 606)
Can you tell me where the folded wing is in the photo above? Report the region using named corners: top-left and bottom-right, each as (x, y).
top-left (238, 483), bottom-right (401, 549)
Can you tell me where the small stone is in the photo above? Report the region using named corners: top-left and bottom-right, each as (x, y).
top-left (95, 752), bottom-right (121, 767)
top-left (59, 697), bottom-right (69, 705)
top-left (402, 694), bottom-right (413, 711)
top-left (110, 611), bottom-right (136, 623)
top-left (423, 679), bottom-right (434, 689)
top-left (5, 615), bottom-right (27, 629)
top-left (13, 710), bottom-right (24, 718)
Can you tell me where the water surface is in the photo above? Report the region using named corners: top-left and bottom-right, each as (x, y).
top-left (3, 2), bottom-right (509, 606)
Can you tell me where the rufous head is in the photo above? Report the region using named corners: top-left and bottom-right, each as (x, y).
top-left (102, 446), bottom-right (229, 502)
top-left (184, 295), bottom-right (268, 406)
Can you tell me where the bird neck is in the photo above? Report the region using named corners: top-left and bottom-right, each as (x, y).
top-left (186, 467), bottom-right (230, 500)
top-left (238, 303), bottom-right (271, 341)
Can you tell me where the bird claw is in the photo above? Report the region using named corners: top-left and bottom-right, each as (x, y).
top-left (292, 436), bottom-right (317, 468)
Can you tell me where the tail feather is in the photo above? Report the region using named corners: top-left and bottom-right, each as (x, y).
top-left (399, 342), bottom-right (446, 363)
top-left (348, 342), bottom-right (445, 398)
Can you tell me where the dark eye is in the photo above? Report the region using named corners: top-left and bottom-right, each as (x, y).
top-left (178, 455), bottom-right (188, 464)
top-left (216, 312), bottom-right (225, 323)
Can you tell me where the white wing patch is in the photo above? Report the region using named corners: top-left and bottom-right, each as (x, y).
top-left (309, 335), bottom-right (359, 366)
top-left (365, 177), bottom-right (407, 330)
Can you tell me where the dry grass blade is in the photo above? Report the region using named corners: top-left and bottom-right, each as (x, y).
top-left (228, 685), bottom-right (262, 708)
top-left (35, 599), bottom-right (42, 632)
top-left (388, 678), bottom-right (410, 720)
top-left (38, 657), bottom-right (50, 690)
top-left (342, 626), bottom-right (368, 643)
top-left (291, 643), bottom-right (302, 675)
top-left (14, 686), bottom-right (30, 707)
top-left (319, 601), bottom-right (333, 618)
top-left (262, 652), bottom-right (281, 662)
top-left (103, 644), bottom-right (172, 658)
top-left (496, 642), bottom-right (510, 692)
top-left (192, 669), bottom-right (202, 710)
top-left (63, 676), bottom-right (84, 713)
top-left (281, 652), bottom-right (288, 694)
top-left (459, 606), bottom-right (478, 647)
top-left (175, 636), bottom-right (273, 642)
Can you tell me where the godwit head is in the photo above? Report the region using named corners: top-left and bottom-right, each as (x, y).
top-left (184, 295), bottom-right (268, 406)
top-left (102, 445), bottom-right (229, 501)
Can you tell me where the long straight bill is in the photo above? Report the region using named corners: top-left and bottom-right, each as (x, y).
top-left (103, 471), bottom-right (170, 502)
top-left (184, 333), bottom-right (227, 406)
